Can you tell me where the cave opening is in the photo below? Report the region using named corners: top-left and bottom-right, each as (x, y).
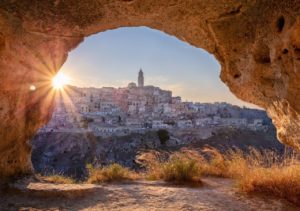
top-left (30, 27), bottom-right (285, 181)
top-left (0, 1), bottom-right (300, 208)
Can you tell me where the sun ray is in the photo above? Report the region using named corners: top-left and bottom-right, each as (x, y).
top-left (52, 72), bottom-right (70, 90)
top-left (54, 85), bottom-right (82, 131)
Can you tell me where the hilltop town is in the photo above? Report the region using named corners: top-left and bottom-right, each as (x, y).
top-left (32, 70), bottom-right (282, 179)
top-left (40, 69), bottom-right (272, 138)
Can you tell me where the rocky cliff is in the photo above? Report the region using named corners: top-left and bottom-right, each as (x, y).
top-left (31, 127), bottom-right (284, 179)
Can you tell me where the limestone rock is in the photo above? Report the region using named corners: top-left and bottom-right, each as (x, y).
top-left (0, 0), bottom-right (299, 181)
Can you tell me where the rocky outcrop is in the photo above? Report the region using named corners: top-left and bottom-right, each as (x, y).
top-left (31, 132), bottom-right (97, 180)
top-left (31, 128), bottom-right (283, 179)
top-left (31, 131), bottom-right (162, 179)
top-left (0, 0), bottom-right (300, 181)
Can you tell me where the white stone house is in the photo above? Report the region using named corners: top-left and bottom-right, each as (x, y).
top-left (152, 120), bottom-right (171, 129)
top-left (176, 120), bottom-right (193, 128)
top-left (195, 117), bottom-right (214, 127)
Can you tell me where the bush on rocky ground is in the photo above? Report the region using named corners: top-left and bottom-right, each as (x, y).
top-left (86, 163), bottom-right (137, 183)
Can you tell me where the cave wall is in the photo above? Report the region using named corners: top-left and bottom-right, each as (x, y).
top-left (0, 0), bottom-right (299, 181)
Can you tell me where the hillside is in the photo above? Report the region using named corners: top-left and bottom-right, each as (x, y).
top-left (31, 126), bottom-right (284, 180)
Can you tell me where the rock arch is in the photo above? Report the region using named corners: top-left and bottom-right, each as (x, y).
top-left (0, 0), bottom-right (300, 181)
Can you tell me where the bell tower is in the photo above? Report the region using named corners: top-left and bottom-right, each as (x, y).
top-left (138, 68), bottom-right (144, 87)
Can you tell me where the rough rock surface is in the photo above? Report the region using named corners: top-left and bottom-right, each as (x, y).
top-left (0, 0), bottom-right (300, 180)
top-left (1, 178), bottom-right (298, 210)
top-left (31, 132), bottom-right (97, 179)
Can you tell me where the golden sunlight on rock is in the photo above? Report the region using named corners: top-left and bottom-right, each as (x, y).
top-left (0, 1), bottom-right (299, 202)
top-left (0, 1), bottom-right (299, 210)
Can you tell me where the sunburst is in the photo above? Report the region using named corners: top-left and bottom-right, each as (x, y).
top-left (52, 72), bottom-right (70, 90)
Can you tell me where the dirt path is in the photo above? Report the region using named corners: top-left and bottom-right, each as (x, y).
top-left (0, 177), bottom-right (298, 211)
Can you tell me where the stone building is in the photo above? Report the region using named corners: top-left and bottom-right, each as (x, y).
top-left (40, 69), bottom-right (270, 136)
top-left (138, 68), bottom-right (144, 87)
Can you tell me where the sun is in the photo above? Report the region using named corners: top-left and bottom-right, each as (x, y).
top-left (52, 72), bottom-right (70, 90)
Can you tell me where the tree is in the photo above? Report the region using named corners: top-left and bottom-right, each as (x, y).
top-left (157, 129), bottom-right (170, 145)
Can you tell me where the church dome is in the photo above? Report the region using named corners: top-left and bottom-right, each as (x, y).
top-left (128, 82), bottom-right (137, 88)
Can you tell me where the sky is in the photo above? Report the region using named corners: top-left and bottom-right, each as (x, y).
top-left (60, 26), bottom-right (258, 108)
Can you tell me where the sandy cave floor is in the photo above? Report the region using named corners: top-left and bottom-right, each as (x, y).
top-left (0, 177), bottom-right (298, 211)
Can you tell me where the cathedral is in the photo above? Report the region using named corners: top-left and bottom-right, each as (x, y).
top-left (128, 69), bottom-right (144, 88)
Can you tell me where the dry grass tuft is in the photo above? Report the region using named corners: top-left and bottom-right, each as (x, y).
top-left (86, 163), bottom-right (137, 184)
top-left (39, 174), bottom-right (76, 184)
top-left (159, 156), bottom-right (202, 185)
top-left (140, 147), bottom-right (300, 205)
top-left (199, 147), bottom-right (251, 178)
top-left (199, 147), bottom-right (300, 205)
top-left (142, 150), bottom-right (203, 185)
top-left (238, 162), bottom-right (300, 205)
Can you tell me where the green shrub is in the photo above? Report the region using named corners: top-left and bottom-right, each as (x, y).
top-left (157, 129), bottom-right (170, 145)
